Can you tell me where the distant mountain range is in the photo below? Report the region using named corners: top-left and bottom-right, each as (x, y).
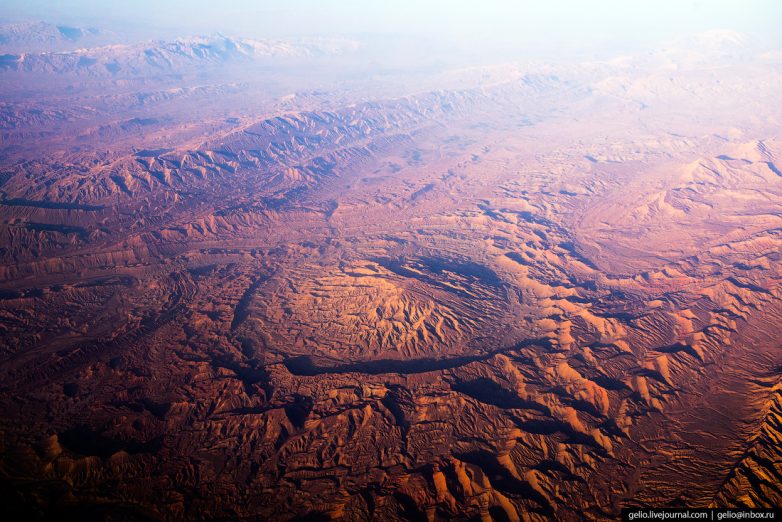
top-left (0, 22), bottom-right (360, 77)
top-left (0, 21), bottom-right (107, 52)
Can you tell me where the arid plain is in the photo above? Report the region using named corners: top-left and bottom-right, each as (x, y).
top-left (0, 23), bottom-right (781, 520)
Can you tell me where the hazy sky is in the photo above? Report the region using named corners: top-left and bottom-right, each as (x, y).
top-left (3, 1), bottom-right (781, 58)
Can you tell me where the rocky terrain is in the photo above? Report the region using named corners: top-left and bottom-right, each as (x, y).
top-left (0, 24), bottom-right (780, 521)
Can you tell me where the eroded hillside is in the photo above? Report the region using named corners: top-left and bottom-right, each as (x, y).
top-left (0, 27), bottom-right (781, 521)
